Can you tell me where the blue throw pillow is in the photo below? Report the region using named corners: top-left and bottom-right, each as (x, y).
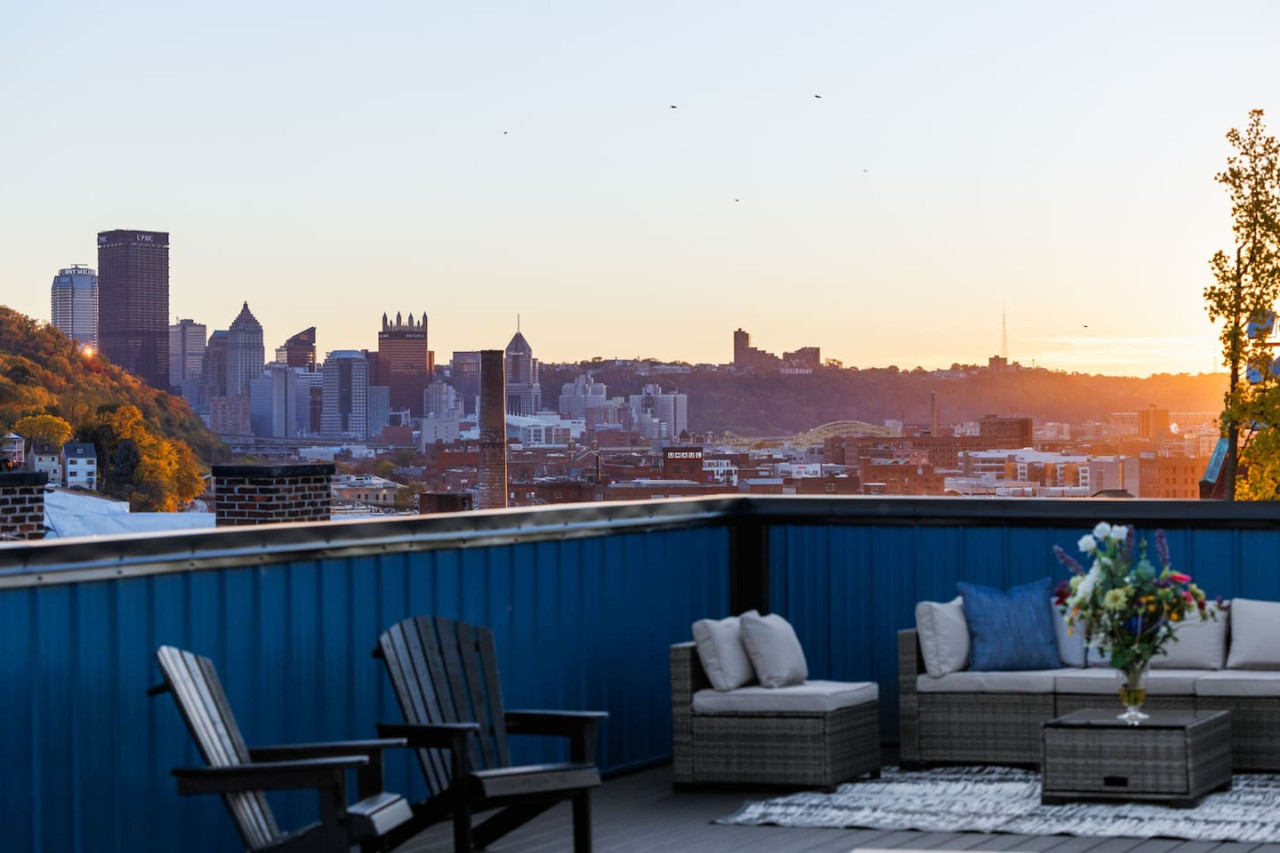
top-left (956, 578), bottom-right (1060, 671)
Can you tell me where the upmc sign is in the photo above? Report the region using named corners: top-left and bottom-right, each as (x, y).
top-left (664, 448), bottom-right (703, 462)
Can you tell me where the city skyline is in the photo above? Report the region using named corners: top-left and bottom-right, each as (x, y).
top-left (7, 2), bottom-right (1280, 376)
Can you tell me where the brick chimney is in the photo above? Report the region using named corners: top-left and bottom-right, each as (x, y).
top-left (0, 471), bottom-right (48, 540)
top-left (212, 463), bottom-right (334, 526)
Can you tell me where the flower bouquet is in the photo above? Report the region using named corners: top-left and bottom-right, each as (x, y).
top-left (1053, 521), bottom-right (1217, 724)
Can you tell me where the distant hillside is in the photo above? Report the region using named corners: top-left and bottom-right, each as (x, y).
top-left (542, 364), bottom-right (1227, 436)
top-left (0, 305), bottom-right (226, 507)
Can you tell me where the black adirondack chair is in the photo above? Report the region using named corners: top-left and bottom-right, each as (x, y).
top-left (150, 645), bottom-right (415, 853)
top-left (375, 616), bottom-right (606, 852)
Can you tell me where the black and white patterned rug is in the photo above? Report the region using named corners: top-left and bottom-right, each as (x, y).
top-left (717, 766), bottom-right (1280, 842)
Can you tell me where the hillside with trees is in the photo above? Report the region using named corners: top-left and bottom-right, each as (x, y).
top-left (542, 363), bottom-right (1226, 437)
top-left (0, 305), bottom-right (226, 510)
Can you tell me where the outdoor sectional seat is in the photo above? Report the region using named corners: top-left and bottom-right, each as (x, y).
top-left (899, 596), bottom-right (1280, 772)
top-left (671, 611), bottom-right (881, 789)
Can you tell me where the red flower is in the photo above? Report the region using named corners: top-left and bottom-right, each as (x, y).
top-left (1169, 572), bottom-right (1191, 584)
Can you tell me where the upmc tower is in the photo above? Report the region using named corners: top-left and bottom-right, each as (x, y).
top-left (97, 229), bottom-right (170, 389)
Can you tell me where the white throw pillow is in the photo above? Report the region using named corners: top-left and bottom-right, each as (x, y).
top-left (740, 611), bottom-right (808, 688)
top-left (1227, 599), bottom-right (1280, 670)
top-left (1152, 605), bottom-right (1228, 669)
top-left (692, 611), bottom-right (758, 691)
top-left (915, 597), bottom-right (969, 677)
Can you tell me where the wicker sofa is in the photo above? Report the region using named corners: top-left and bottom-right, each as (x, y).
top-left (898, 616), bottom-right (1280, 772)
top-left (671, 642), bottom-right (881, 788)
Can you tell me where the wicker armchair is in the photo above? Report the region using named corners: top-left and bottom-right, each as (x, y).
top-left (670, 642), bottom-right (880, 789)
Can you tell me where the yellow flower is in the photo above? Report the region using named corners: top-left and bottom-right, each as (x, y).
top-left (1103, 588), bottom-right (1129, 610)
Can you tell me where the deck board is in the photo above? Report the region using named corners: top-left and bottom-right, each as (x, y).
top-left (397, 765), bottom-right (1273, 853)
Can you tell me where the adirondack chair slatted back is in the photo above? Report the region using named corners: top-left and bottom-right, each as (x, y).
top-left (379, 616), bottom-right (511, 794)
top-left (156, 645), bottom-right (281, 851)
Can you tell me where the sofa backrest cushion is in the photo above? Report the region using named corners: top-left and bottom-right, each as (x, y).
top-left (956, 577), bottom-right (1060, 671)
top-left (692, 612), bottom-right (758, 691)
top-left (740, 611), bottom-right (808, 688)
top-left (1152, 605), bottom-right (1228, 669)
top-left (915, 597), bottom-right (969, 677)
top-left (1227, 598), bottom-right (1280, 670)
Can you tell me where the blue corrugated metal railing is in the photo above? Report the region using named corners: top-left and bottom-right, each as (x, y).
top-left (3, 495), bottom-right (1280, 852)
top-left (764, 499), bottom-right (1280, 737)
top-left (0, 500), bottom-right (733, 853)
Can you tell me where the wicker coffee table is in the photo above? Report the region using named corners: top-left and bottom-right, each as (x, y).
top-left (1041, 708), bottom-right (1231, 808)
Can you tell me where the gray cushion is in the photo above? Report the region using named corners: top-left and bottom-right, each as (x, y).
top-left (692, 680), bottom-right (878, 714)
top-left (917, 669), bottom-right (1060, 693)
top-left (1152, 606), bottom-right (1228, 669)
top-left (915, 597), bottom-right (969, 677)
top-left (1053, 667), bottom-right (1202, 695)
top-left (1227, 599), bottom-right (1280, 670)
top-left (740, 611), bottom-right (808, 688)
top-left (692, 612), bottom-right (757, 691)
top-left (1195, 670), bottom-right (1280, 697)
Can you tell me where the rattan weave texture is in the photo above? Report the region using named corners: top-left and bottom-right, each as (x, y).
top-left (899, 628), bottom-right (1280, 771)
top-left (671, 642), bottom-right (881, 788)
top-left (1041, 710), bottom-right (1232, 806)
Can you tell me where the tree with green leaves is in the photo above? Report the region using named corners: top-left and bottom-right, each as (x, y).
top-left (1204, 109), bottom-right (1280, 499)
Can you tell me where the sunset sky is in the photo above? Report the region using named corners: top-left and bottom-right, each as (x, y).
top-left (3, 1), bottom-right (1279, 377)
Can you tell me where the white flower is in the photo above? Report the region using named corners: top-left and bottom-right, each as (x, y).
top-left (1078, 534), bottom-right (1097, 553)
top-left (1109, 525), bottom-right (1128, 543)
top-left (1093, 522), bottom-right (1112, 541)
top-left (1075, 565), bottom-right (1099, 600)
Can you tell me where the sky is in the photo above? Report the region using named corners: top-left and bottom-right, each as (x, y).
top-left (2, 1), bottom-right (1278, 377)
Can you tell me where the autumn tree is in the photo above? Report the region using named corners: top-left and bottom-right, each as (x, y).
top-left (95, 405), bottom-right (205, 511)
top-left (1204, 109), bottom-right (1280, 499)
top-left (14, 413), bottom-right (74, 447)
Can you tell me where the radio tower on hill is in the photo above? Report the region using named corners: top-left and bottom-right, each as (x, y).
top-left (1001, 304), bottom-right (1008, 361)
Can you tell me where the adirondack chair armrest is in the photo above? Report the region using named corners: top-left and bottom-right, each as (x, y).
top-left (249, 738), bottom-right (408, 761)
top-left (505, 710), bottom-right (608, 764)
top-left (249, 739), bottom-right (409, 800)
top-left (376, 721), bottom-right (479, 751)
top-left (171, 756), bottom-right (364, 796)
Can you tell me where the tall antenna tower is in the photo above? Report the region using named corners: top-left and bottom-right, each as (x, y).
top-left (1001, 303), bottom-right (1008, 361)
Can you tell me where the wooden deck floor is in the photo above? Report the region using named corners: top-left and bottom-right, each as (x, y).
top-left (398, 765), bottom-right (1280, 853)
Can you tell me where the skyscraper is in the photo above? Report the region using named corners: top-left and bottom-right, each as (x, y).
top-left (449, 351), bottom-right (482, 415)
top-left (280, 327), bottom-right (317, 371)
top-left (377, 311), bottom-right (434, 414)
top-left (50, 265), bottom-right (98, 350)
top-left (169, 318), bottom-right (207, 388)
top-left (249, 363), bottom-right (300, 438)
top-left (97, 229), bottom-right (169, 388)
top-left (225, 302), bottom-right (265, 398)
top-left (321, 350), bottom-right (370, 439)
top-left (202, 330), bottom-right (229, 400)
top-left (505, 330), bottom-right (542, 415)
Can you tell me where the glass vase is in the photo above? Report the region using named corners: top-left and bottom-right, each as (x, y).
top-left (1116, 660), bottom-right (1151, 725)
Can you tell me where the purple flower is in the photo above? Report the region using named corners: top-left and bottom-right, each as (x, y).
top-left (1122, 525), bottom-right (1136, 562)
top-left (1053, 545), bottom-right (1086, 575)
top-left (1155, 578), bottom-right (1172, 588)
top-left (1156, 529), bottom-right (1170, 569)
